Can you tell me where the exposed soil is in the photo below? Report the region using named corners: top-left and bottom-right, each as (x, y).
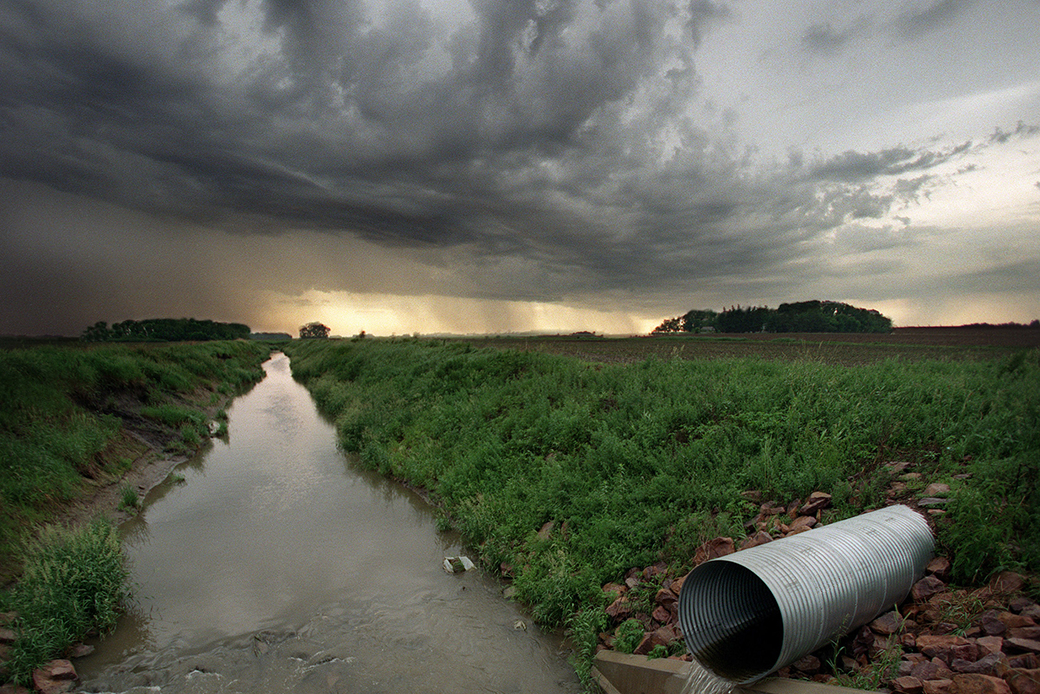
top-left (53, 391), bottom-right (235, 532)
top-left (459, 326), bottom-right (1040, 366)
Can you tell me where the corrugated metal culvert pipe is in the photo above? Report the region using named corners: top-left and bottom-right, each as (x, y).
top-left (677, 504), bottom-right (934, 684)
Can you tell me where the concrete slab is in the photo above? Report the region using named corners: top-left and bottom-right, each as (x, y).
top-left (591, 651), bottom-right (872, 694)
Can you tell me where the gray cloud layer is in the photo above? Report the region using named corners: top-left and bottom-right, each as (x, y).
top-left (2, 0), bottom-right (1038, 333)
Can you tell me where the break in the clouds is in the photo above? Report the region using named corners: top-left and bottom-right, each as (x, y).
top-left (1, 0), bottom-right (1039, 336)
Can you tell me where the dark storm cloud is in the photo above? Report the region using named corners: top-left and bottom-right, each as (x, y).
top-left (0, 0), bottom-right (737, 264)
top-left (893, 0), bottom-right (973, 39)
top-left (800, 18), bottom-right (870, 55)
top-left (808, 142), bottom-right (971, 182)
top-left (1, 0), bottom-right (1033, 326)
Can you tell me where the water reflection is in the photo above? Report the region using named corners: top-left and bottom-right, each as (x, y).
top-left (79, 353), bottom-right (579, 693)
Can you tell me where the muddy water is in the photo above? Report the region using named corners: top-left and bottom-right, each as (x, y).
top-left (78, 353), bottom-right (580, 693)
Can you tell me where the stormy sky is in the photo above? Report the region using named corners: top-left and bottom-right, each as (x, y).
top-left (2, 0), bottom-right (1039, 336)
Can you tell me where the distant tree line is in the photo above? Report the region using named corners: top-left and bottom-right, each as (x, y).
top-left (652, 300), bottom-right (893, 335)
top-left (959, 321), bottom-right (1040, 329)
top-left (81, 318), bottom-right (250, 342)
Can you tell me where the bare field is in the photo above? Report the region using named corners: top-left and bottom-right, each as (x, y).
top-left (460, 326), bottom-right (1040, 366)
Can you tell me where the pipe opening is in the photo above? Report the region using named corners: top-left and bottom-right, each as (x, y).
top-left (678, 560), bottom-right (783, 683)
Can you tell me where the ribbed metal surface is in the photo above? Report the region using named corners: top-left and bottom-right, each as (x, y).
top-left (678, 505), bottom-right (933, 684)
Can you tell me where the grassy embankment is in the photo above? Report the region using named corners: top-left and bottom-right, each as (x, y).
top-left (283, 338), bottom-right (1039, 683)
top-left (0, 340), bottom-right (269, 684)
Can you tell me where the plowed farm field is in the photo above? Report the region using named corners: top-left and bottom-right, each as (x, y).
top-left (460, 327), bottom-right (1040, 366)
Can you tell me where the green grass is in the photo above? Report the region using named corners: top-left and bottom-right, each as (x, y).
top-left (118, 483), bottom-right (140, 512)
top-left (0, 340), bottom-right (269, 573)
top-left (283, 339), bottom-right (1040, 639)
top-left (3, 519), bottom-right (130, 685)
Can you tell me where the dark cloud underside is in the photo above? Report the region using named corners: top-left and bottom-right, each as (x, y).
top-left (2, 0), bottom-right (1039, 334)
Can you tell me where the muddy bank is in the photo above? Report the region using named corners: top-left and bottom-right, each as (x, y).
top-left (54, 393), bottom-right (237, 531)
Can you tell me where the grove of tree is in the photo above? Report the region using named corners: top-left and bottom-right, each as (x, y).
top-left (299, 322), bottom-right (331, 339)
top-left (652, 301), bottom-right (893, 335)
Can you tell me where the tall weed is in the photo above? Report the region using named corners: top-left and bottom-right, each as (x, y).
top-left (4, 519), bottom-right (130, 684)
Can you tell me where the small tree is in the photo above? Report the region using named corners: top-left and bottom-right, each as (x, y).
top-left (299, 322), bottom-right (330, 339)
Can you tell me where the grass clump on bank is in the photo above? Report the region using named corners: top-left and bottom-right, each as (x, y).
top-left (1, 519), bottom-right (130, 685)
top-left (283, 340), bottom-right (1039, 638)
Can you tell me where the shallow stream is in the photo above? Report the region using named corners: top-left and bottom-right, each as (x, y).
top-left (78, 353), bottom-right (580, 693)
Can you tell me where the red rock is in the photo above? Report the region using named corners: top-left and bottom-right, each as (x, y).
top-left (633, 633), bottom-right (654, 655)
top-left (1001, 614), bottom-right (1037, 630)
top-left (1022, 607), bottom-right (1040, 622)
top-left (800, 491), bottom-right (832, 515)
top-left (978, 637), bottom-right (1005, 657)
top-left (953, 653), bottom-right (1009, 676)
top-left (792, 654), bottom-right (821, 674)
top-left (872, 610), bottom-right (906, 635)
top-left (1012, 629), bottom-right (1040, 641)
top-left (983, 612), bottom-right (1010, 636)
top-left (650, 624), bottom-right (680, 648)
top-left (915, 661), bottom-right (953, 681)
top-left (655, 587), bottom-right (678, 607)
top-left (952, 674), bottom-right (1012, 694)
top-left (789, 516), bottom-right (818, 532)
top-left (0, 628), bottom-right (15, 644)
top-left (1010, 656), bottom-right (1040, 670)
top-left (1010, 599), bottom-right (1037, 614)
top-left (919, 635), bottom-right (972, 662)
top-left (65, 643), bottom-right (95, 658)
top-left (928, 557), bottom-right (953, 581)
top-left (31, 660), bottom-right (77, 694)
top-left (693, 537), bottom-right (735, 564)
top-left (886, 461), bottom-right (912, 474)
top-left (606, 596), bottom-right (631, 620)
top-left (642, 562), bottom-right (667, 579)
top-left (914, 576), bottom-right (948, 602)
top-left (893, 676), bottom-right (925, 694)
top-left (924, 680), bottom-right (956, 694)
top-left (671, 573), bottom-right (688, 596)
top-left (1006, 639), bottom-right (1040, 654)
top-left (923, 483), bottom-right (951, 496)
top-left (739, 531), bottom-right (774, 550)
top-left (36, 660), bottom-right (76, 680)
top-left (603, 583), bottom-right (625, 598)
top-left (952, 643), bottom-right (981, 664)
top-left (1004, 668), bottom-right (1040, 694)
top-left (652, 606), bottom-right (671, 624)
